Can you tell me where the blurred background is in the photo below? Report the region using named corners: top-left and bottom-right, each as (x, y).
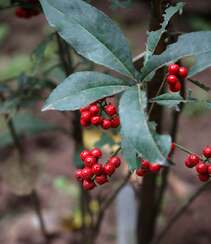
top-left (0, 0), bottom-right (211, 244)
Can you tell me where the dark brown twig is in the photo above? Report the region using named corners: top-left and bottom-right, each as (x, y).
top-left (152, 180), bottom-right (211, 244)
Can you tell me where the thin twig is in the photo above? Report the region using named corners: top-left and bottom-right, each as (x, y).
top-left (91, 171), bottom-right (132, 243)
top-left (152, 180), bottom-right (211, 244)
top-left (4, 113), bottom-right (50, 244)
top-left (31, 190), bottom-right (51, 244)
top-left (148, 77), bottom-right (166, 116)
top-left (101, 172), bottom-right (131, 212)
top-left (174, 143), bottom-right (197, 155)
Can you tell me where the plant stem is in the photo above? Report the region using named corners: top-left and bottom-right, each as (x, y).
top-left (31, 190), bottom-right (51, 244)
top-left (174, 143), bottom-right (196, 155)
top-left (148, 77), bottom-right (166, 116)
top-left (4, 115), bottom-right (51, 244)
top-left (91, 172), bottom-right (132, 243)
top-left (152, 180), bottom-right (211, 244)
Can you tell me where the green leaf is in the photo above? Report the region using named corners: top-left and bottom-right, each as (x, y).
top-left (188, 52), bottom-right (211, 78)
top-left (40, 0), bottom-right (137, 80)
top-left (145, 2), bottom-right (184, 62)
top-left (110, 0), bottom-right (133, 9)
top-left (120, 130), bottom-right (139, 170)
top-left (119, 87), bottom-right (171, 166)
top-left (0, 113), bottom-right (56, 148)
top-left (0, 0), bottom-right (10, 7)
top-left (151, 92), bottom-right (183, 108)
top-left (141, 31), bottom-right (211, 80)
top-left (152, 92), bottom-right (211, 109)
top-left (43, 71), bottom-right (130, 111)
top-left (32, 34), bottom-right (53, 67)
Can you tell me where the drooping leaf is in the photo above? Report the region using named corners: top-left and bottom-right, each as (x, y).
top-left (39, 0), bottom-right (138, 80)
top-left (141, 31), bottom-right (211, 80)
top-left (43, 71), bottom-right (130, 111)
top-left (119, 87), bottom-right (171, 166)
top-left (145, 2), bottom-right (184, 63)
top-left (0, 113), bottom-right (56, 148)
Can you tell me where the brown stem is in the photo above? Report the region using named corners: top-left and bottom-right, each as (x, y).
top-left (137, 1), bottom-right (167, 243)
top-left (31, 190), bottom-right (51, 244)
top-left (4, 115), bottom-right (50, 244)
top-left (152, 180), bottom-right (211, 244)
top-left (91, 172), bottom-right (132, 244)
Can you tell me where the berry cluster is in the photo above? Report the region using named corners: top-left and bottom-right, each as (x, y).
top-left (75, 148), bottom-right (121, 190)
top-left (136, 160), bottom-right (161, 177)
top-left (166, 64), bottom-right (188, 93)
top-left (15, 0), bottom-right (40, 19)
top-left (80, 99), bottom-right (120, 129)
top-left (184, 146), bottom-right (211, 182)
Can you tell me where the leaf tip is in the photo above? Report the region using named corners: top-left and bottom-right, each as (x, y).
top-left (41, 104), bottom-right (55, 112)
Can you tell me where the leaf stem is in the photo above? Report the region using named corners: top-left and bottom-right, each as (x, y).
top-left (174, 143), bottom-right (196, 155)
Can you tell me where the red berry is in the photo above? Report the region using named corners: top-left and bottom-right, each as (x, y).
top-left (81, 111), bottom-right (91, 122)
top-left (75, 169), bottom-right (83, 181)
top-left (171, 143), bottom-right (176, 152)
top-left (90, 148), bottom-right (102, 158)
top-left (101, 119), bottom-right (111, 129)
top-left (178, 67), bottom-right (188, 78)
top-left (84, 156), bottom-right (97, 168)
top-left (111, 116), bottom-right (120, 128)
top-left (189, 154), bottom-right (200, 166)
top-left (168, 64), bottom-right (180, 75)
top-left (203, 146), bottom-right (211, 158)
top-left (198, 174), bottom-right (209, 182)
top-left (95, 174), bottom-right (108, 185)
top-left (81, 167), bottom-right (93, 180)
top-left (80, 105), bottom-right (90, 113)
top-left (15, 7), bottom-right (30, 18)
top-left (184, 158), bottom-right (194, 168)
top-left (196, 163), bottom-right (208, 174)
top-left (169, 81), bottom-right (181, 92)
top-left (103, 163), bottom-right (116, 176)
top-left (89, 104), bottom-right (100, 116)
top-left (91, 115), bottom-right (102, 126)
top-left (104, 104), bottom-right (117, 116)
top-left (141, 160), bottom-right (150, 170)
top-left (207, 165), bottom-right (211, 175)
top-left (80, 150), bottom-right (91, 161)
top-left (149, 163), bottom-right (161, 173)
top-left (92, 164), bottom-right (103, 175)
top-left (136, 168), bottom-right (146, 177)
top-left (166, 75), bottom-right (179, 85)
top-left (83, 180), bottom-right (96, 190)
top-left (109, 156), bottom-right (121, 168)
top-left (80, 118), bottom-right (90, 127)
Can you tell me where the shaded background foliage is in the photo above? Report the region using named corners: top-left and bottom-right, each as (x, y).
top-left (0, 1), bottom-right (211, 244)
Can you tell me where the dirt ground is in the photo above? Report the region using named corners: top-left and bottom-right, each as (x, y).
top-left (0, 1), bottom-right (211, 244)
